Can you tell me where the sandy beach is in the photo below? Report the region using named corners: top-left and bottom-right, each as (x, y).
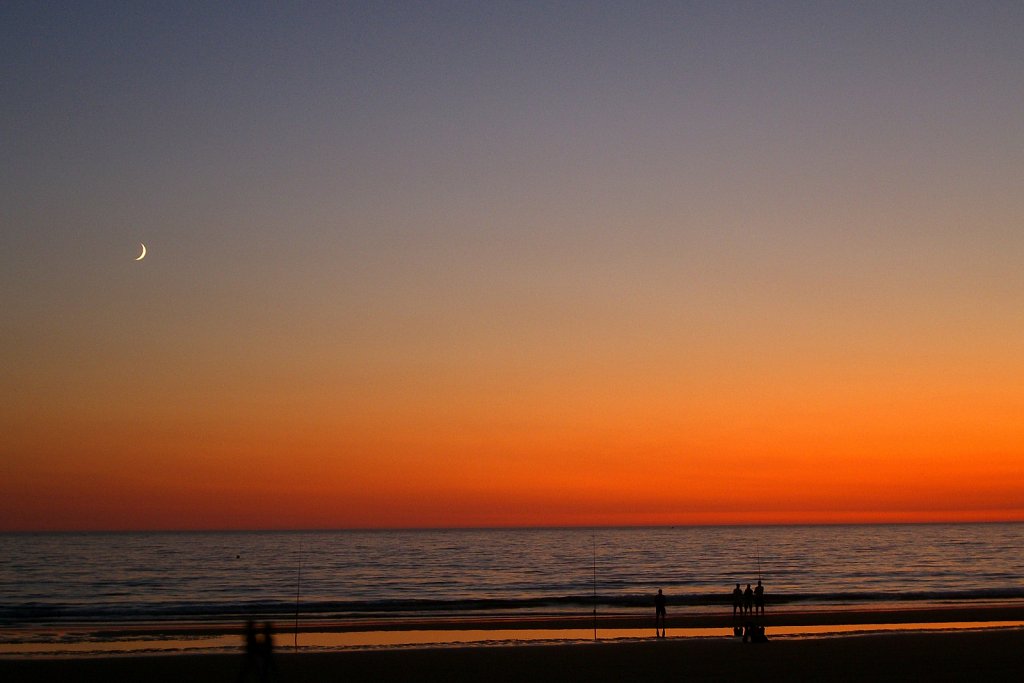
top-left (5, 601), bottom-right (1022, 643)
top-left (3, 604), bottom-right (1024, 682)
top-left (2, 626), bottom-right (1022, 682)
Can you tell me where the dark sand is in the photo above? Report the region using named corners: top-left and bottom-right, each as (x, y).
top-left (3, 627), bottom-right (1023, 682)
top-left (292, 601), bottom-right (1024, 631)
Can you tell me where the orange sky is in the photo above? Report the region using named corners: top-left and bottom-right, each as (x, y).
top-left (3, 3), bottom-right (1023, 530)
top-left (4, 331), bottom-right (1023, 530)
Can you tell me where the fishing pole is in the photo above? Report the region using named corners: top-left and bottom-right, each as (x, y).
top-left (592, 535), bottom-right (597, 641)
top-left (294, 539), bottom-right (302, 651)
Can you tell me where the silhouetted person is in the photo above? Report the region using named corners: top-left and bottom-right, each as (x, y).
top-left (654, 588), bottom-right (667, 638)
top-left (754, 579), bottom-right (765, 617)
top-left (743, 583), bottom-right (754, 616)
top-left (732, 583), bottom-right (743, 619)
top-left (259, 622), bottom-right (277, 681)
top-left (237, 620), bottom-right (260, 682)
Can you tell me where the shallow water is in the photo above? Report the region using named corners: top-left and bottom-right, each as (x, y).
top-left (2, 524), bottom-right (1022, 626)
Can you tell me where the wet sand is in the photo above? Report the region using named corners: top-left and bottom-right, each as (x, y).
top-left (8, 600), bottom-right (1023, 640)
top-left (301, 600), bottom-right (1024, 631)
top-left (2, 627), bottom-right (1023, 682)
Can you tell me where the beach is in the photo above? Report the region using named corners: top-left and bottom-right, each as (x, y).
top-left (2, 626), bottom-right (1022, 682)
top-left (4, 602), bottom-right (1024, 654)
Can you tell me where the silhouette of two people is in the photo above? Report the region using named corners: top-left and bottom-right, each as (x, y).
top-left (238, 620), bottom-right (277, 682)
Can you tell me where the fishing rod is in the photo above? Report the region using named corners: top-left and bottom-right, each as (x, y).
top-left (294, 539), bottom-right (302, 651)
top-left (592, 535), bottom-right (597, 641)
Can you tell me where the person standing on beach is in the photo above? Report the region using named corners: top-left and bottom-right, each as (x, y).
top-left (732, 583), bottom-right (743, 619)
top-left (259, 622), bottom-right (277, 681)
top-left (743, 584), bottom-right (754, 616)
top-left (237, 620), bottom-right (260, 682)
top-left (654, 588), bottom-right (667, 638)
top-left (754, 580), bottom-right (765, 617)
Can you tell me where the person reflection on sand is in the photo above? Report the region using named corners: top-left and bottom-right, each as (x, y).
top-left (743, 621), bottom-right (769, 643)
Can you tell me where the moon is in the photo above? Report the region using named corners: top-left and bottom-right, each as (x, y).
top-left (135, 243), bottom-right (147, 261)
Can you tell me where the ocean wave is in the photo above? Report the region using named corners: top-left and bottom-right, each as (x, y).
top-left (5, 588), bottom-right (1024, 625)
top-left (4, 525), bottom-right (1023, 627)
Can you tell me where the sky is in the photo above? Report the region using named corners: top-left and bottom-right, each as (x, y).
top-left (2, 1), bottom-right (1023, 531)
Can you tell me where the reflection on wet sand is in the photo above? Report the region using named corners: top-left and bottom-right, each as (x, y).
top-left (3, 621), bottom-right (1024, 657)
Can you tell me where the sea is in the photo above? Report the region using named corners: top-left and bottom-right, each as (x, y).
top-left (3, 523), bottom-right (1022, 629)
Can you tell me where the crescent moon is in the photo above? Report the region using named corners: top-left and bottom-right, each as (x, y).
top-left (135, 243), bottom-right (147, 261)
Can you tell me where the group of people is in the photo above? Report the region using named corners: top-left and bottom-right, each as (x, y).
top-left (732, 580), bottom-right (768, 642)
top-left (653, 580), bottom-right (768, 640)
top-left (732, 580), bottom-right (766, 618)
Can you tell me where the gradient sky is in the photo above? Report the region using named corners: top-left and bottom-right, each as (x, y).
top-left (3, 1), bottom-right (1023, 530)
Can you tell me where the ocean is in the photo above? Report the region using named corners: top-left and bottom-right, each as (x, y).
top-left (3, 523), bottom-right (1022, 629)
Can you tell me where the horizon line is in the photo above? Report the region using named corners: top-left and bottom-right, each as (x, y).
top-left (5, 519), bottom-right (1024, 534)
